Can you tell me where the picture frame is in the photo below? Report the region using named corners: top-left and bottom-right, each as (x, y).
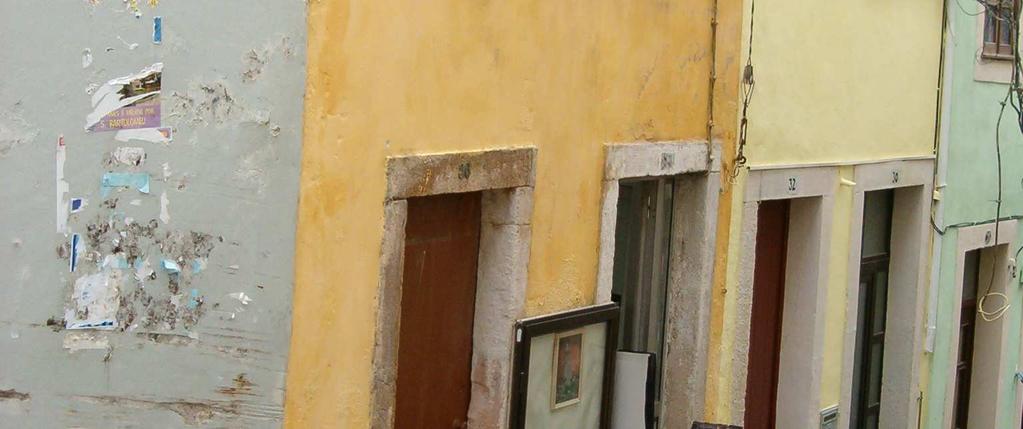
top-left (551, 329), bottom-right (585, 409)
top-left (508, 303), bottom-right (620, 429)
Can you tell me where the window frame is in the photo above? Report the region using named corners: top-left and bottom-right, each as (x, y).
top-left (982, 0), bottom-right (1020, 61)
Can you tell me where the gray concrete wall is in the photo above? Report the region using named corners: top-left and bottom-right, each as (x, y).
top-left (0, 2), bottom-right (306, 427)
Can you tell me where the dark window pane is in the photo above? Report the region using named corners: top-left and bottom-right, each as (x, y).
top-left (872, 272), bottom-right (888, 332)
top-left (868, 342), bottom-right (883, 402)
top-left (986, 13), bottom-right (998, 43)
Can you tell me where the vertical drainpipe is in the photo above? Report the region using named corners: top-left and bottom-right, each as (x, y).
top-left (703, 0), bottom-right (720, 423)
top-left (702, 0), bottom-right (720, 422)
top-left (926, 0), bottom-right (953, 354)
top-left (707, 0), bottom-right (719, 156)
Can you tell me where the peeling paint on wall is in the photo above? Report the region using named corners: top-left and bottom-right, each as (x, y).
top-left (159, 191), bottom-right (170, 224)
top-left (114, 126), bottom-right (172, 143)
top-left (110, 146), bottom-right (146, 167)
top-left (0, 104), bottom-right (39, 157)
top-left (56, 136), bottom-right (69, 234)
top-left (241, 36), bottom-right (296, 82)
top-left (81, 48), bottom-right (92, 69)
top-left (62, 331), bottom-right (111, 352)
top-left (168, 81), bottom-right (243, 127)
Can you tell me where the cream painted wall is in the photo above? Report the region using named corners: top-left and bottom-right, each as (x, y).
top-left (821, 166), bottom-right (854, 408)
top-left (743, 0), bottom-right (942, 166)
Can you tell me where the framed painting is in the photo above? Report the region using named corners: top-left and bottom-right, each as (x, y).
top-left (508, 303), bottom-right (620, 429)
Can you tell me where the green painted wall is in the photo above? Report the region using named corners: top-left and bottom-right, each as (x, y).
top-left (924, 3), bottom-right (1023, 427)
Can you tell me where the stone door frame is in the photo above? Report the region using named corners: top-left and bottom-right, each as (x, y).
top-left (837, 158), bottom-right (933, 429)
top-left (731, 164), bottom-right (837, 428)
top-left (370, 147), bottom-right (536, 429)
top-left (594, 140), bottom-right (722, 427)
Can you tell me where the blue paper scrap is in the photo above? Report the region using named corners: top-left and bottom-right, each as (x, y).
top-left (101, 172), bottom-right (150, 197)
top-left (191, 258), bottom-right (206, 274)
top-left (161, 259), bottom-right (181, 274)
top-left (70, 198), bottom-right (84, 213)
top-left (107, 255), bottom-right (129, 269)
top-left (153, 16), bottom-right (162, 44)
top-left (69, 234), bottom-right (81, 272)
top-left (188, 289), bottom-right (200, 309)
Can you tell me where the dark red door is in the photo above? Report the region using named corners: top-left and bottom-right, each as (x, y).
top-left (394, 192), bottom-right (482, 429)
top-left (744, 199), bottom-right (790, 429)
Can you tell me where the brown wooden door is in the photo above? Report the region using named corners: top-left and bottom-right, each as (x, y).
top-left (744, 199), bottom-right (790, 429)
top-left (394, 192), bottom-right (482, 429)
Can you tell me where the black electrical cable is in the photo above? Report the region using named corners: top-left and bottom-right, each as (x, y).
top-left (969, 0), bottom-right (1019, 321)
top-left (732, 0), bottom-right (755, 180)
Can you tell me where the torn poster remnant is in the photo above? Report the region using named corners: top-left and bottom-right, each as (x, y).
top-left (114, 126), bottom-right (172, 143)
top-left (56, 136), bottom-right (69, 234)
top-left (111, 146), bottom-right (146, 167)
top-left (100, 172), bottom-right (150, 197)
top-left (69, 234), bottom-right (81, 273)
top-left (86, 63), bottom-right (162, 132)
top-left (65, 270), bottom-right (121, 330)
top-left (134, 257), bottom-right (154, 281)
top-left (161, 259), bottom-right (181, 274)
top-left (228, 292), bottom-right (252, 305)
top-left (159, 191), bottom-right (170, 224)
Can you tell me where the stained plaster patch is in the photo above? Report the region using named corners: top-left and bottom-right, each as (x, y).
top-left (0, 105), bottom-right (39, 157)
top-left (241, 36), bottom-right (296, 82)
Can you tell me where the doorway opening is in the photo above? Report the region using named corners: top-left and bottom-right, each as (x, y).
top-left (744, 198), bottom-right (790, 429)
top-left (951, 243), bottom-right (1012, 429)
top-left (951, 249), bottom-right (980, 429)
top-left (737, 194), bottom-right (827, 429)
top-left (850, 189), bottom-right (895, 429)
top-left (610, 177), bottom-right (674, 427)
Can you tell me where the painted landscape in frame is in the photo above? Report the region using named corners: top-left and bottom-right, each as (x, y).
top-left (552, 330), bottom-right (583, 409)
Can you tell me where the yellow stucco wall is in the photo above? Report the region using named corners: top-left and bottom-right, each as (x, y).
top-left (284, 1), bottom-right (741, 426)
top-left (744, 0), bottom-right (942, 167)
top-left (704, 0), bottom-right (942, 422)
